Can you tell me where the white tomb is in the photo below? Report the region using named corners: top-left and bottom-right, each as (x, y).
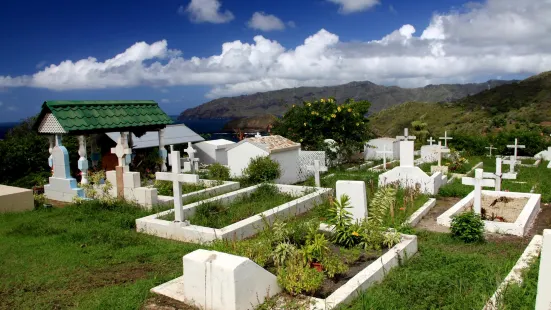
top-left (151, 249), bottom-right (281, 310)
top-left (364, 137), bottom-right (396, 161)
top-left (44, 135), bottom-right (85, 202)
top-left (307, 159), bottom-right (327, 187)
top-left (420, 137), bottom-right (440, 162)
top-left (379, 128), bottom-right (446, 195)
top-left (336, 180), bottom-right (367, 222)
top-left (194, 139), bottom-right (235, 165)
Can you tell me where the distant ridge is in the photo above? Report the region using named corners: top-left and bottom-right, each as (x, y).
top-left (179, 79), bottom-right (516, 119)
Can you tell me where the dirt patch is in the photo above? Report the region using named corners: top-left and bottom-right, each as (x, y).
top-left (142, 295), bottom-right (199, 310)
top-left (474, 195), bottom-right (528, 222)
top-left (527, 203), bottom-right (551, 237)
top-left (416, 197), bottom-right (461, 233)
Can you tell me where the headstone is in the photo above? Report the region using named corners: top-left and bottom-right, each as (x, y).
top-left (307, 159), bottom-right (327, 187)
top-left (44, 135), bottom-right (85, 202)
top-left (427, 137), bottom-right (435, 146)
top-left (180, 249), bottom-right (281, 310)
top-left (506, 138), bottom-right (525, 173)
top-left (462, 169), bottom-right (496, 214)
top-left (396, 128), bottom-right (416, 167)
top-left (535, 229), bottom-right (551, 310)
top-left (482, 158), bottom-right (516, 191)
top-left (486, 144), bottom-right (497, 157)
top-left (396, 128), bottom-right (416, 141)
top-left (336, 180), bottom-right (368, 221)
top-left (431, 141), bottom-right (450, 174)
top-left (156, 151), bottom-right (200, 223)
top-left (376, 145), bottom-right (393, 170)
top-left (439, 131), bottom-right (453, 148)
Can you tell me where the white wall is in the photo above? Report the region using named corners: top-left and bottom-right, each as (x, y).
top-left (215, 148), bottom-right (229, 165)
top-left (365, 138), bottom-right (396, 160)
top-left (194, 142), bottom-right (217, 165)
top-left (227, 142), bottom-right (268, 178)
top-left (271, 148), bottom-right (300, 184)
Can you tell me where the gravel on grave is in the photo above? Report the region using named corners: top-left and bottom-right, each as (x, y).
top-left (471, 195), bottom-right (529, 222)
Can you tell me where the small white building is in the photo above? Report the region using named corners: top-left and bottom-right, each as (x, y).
top-left (365, 137), bottom-right (398, 160)
top-left (226, 135), bottom-right (301, 184)
top-left (194, 139), bottom-right (236, 165)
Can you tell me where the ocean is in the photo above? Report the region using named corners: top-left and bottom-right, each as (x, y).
top-left (0, 118), bottom-right (238, 141)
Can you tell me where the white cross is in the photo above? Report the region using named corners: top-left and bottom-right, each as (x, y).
top-left (462, 169), bottom-right (496, 214)
top-left (439, 131), bottom-right (453, 148)
top-left (255, 132), bottom-right (261, 138)
top-left (396, 128), bottom-right (416, 141)
top-left (436, 141), bottom-right (450, 166)
top-left (376, 145), bottom-right (393, 170)
top-left (482, 158), bottom-right (516, 191)
top-left (506, 138), bottom-right (525, 172)
top-left (427, 137), bottom-right (436, 146)
top-left (184, 142), bottom-right (196, 161)
top-left (307, 159), bottom-right (328, 187)
top-left (110, 133), bottom-right (132, 167)
top-left (485, 144), bottom-right (497, 157)
top-left (156, 151), bottom-right (200, 223)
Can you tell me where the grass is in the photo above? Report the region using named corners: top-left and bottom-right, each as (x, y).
top-left (339, 230), bottom-right (526, 310)
top-left (501, 160), bottom-right (551, 202)
top-left (498, 257), bottom-right (540, 310)
top-left (186, 184), bottom-right (301, 228)
top-left (0, 200), bottom-right (201, 310)
top-left (154, 180), bottom-right (209, 196)
top-left (521, 158), bottom-right (537, 165)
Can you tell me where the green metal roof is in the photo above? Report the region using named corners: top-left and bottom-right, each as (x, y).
top-left (34, 100), bottom-right (173, 134)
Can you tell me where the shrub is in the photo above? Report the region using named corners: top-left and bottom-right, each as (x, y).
top-left (207, 163), bottom-right (230, 180)
top-left (276, 254), bottom-right (325, 295)
top-left (450, 211), bottom-right (485, 243)
top-left (242, 156), bottom-right (281, 184)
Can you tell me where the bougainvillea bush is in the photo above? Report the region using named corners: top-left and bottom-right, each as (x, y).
top-left (272, 98), bottom-right (373, 161)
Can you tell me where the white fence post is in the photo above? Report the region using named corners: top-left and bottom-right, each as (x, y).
top-left (536, 229), bottom-right (551, 310)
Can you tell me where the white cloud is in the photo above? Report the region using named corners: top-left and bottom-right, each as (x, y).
top-left (327, 0), bottom-right (380, 14)
top-left (160, 98), bottom-right (170, 103)
top-left (6, 106), bottom-right (16, 111)
top-left (287, 21), bottom-right (296, 28)
top-left (1, 0), bottom-right (551, 99)
top-left (183, 0), bottom-right (234, 24)
top-left (247, 12), bottom-right (286, 32)
top-left (36, 61), bottom-right (47, 69)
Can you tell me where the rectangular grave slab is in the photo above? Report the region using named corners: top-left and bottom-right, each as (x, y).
top-left (336, 180), bottom-right (367, 221)
top-left (0, 185), bottom-right (33, 213)
top-left (136, 184), bottom-right (332, 244)
top-left (437, 190), bottom-right (541, 236)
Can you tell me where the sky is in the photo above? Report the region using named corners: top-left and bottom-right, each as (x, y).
top-left (1, 0), bottom-right (550, 122)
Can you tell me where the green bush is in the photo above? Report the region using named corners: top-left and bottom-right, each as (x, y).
top-left (450, 212), bottom-right (485, 243)
top-left (207, 163), bottom-right (230, 180)
top-left (276, 254), bottom-right (325, 295)
top-left (242, 156), bottom-right (281, 184)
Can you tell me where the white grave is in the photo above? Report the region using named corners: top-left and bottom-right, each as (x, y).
top-left (486, 144), bottom-right (497, 157)
top-left (376, 145), bottom-right (393, 170)
top-left (307, 159), bottom-right (327, 187)
top-left (439, 131), bottom-right (453, 148)
top-left (183, 142), bottom-right (199, 173)
top-left (379, 128), bottom-right (446, 195)
top-left (462, 169), bottom-right (496, 214)
top-left (505, 138), bottom-right (525, 173)
top-left (482, 158), bottom-right (516, 192)
top-left (430, 141), bottom-right (450, 174)
top-left (156, 151), bottom-right (200, 223)
top-left (151, 249), bottom-right (281, 310)
top-left (536, 229), bottom-right (551, 310)
top-left (44, 135), bottom-right (85, 202)
top-left (336, 180), bottom-right (367, 222)
top-left (364, 137), bottom-right (396, 161)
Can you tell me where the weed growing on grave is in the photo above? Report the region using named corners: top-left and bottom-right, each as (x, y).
top-left (242, 156), bottom-right (281, 184)
top-left (153, 180), bottom-right (209, 196)
top-left (206, 163), bottom-right (230, 180)
top-left (450, 211), bottom-right (485, 243)
top-left (497, 256), bottom-right (540, 310)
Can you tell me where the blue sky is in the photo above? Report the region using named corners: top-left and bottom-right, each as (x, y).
top-left (0, 0), bottom-right (549, 122)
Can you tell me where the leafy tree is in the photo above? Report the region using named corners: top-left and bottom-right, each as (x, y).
top-left (411, 120), bottom-right (429, 147)
top-left (272, 98), bottom-right (372, 161)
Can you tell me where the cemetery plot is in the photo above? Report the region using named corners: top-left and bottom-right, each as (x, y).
top-left (136, 183), bottom-right (331, 243)
top-left (154, 179), bottom-right (240, 205)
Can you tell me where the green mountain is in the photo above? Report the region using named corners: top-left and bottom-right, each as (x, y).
top-left (369, 71), bottom-right (551, 136)
top-left (179, 80), bottom-right (514, 119)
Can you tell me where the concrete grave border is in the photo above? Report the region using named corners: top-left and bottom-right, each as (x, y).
top-left (404, 198), bottom-right (437, 227)
top-left (436, 190), bottom-right (541, 236)
top-left (483, 234), bottom-right (542, 310)
top-left (156, 179), bottom-right (240, 206)
top-left (136, 184), bottom-right (332, 244)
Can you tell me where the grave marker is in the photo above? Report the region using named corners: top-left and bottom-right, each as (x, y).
top-left (486, 144), bottom-right (497, 157)
top-left (396, 128), bottom-right (416, 167)
top-left (336, 180), bottom-right (368, 221)
top-left (436, 141), bottom-right (450, 167)
top-left (439, 131), bottom-right (453, 148)
top-left (506, 138), bottom-right (525, 173)
top-left (427, 137), bottom-right (435, 146)
top-left (376, 145), bottom-right (393, 170)
top-left (307, 159), bottom-right (327, 187)
top-left (255, 132), bottom-right (261, 138)
top-left (156, 151), bottom-right (200, 223)
top-left (396, 128), bottom-right (416, 141)
top-left (462, 169), bottom-right (496, 214)
top-left (184, 142), bottom-right (199, 174)
top-left (482, 158), bottom-right (516, 191)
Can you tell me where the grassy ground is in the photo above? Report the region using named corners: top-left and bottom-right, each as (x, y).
top-left (498, 257), bottom-right (540, 310)
top-left (154, 180), bottom-right (209, 196)
top-left (339, 231), bottom-right (526, 310)
top-left (0, 200), bottom-right (200, 310)
top-left (186, 184), bottom-right (301, 228)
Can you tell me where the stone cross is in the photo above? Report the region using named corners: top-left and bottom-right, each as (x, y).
top-left (436, 141), bottom-right (450, 166)
top-left (396, 128), bottom-right (416, 141)
top-left (486, 144), bottom-right (497, 157)
top-left (427, 137), bottom-right (435, 146)
top-left (482, 158), bottom-right (516, 192)
top-left (307, 159), bottom-right (327, 187)
top-left (184, 142), bottom-right (199, 173)
top-left (111, 132), bottom-right (132, 167)
top-left (376, 145), bottom-right (393, 170)
top-left (462, 168), bottom-right (496, 214)
top-left (506, 138), bottom-right (525, 172)
top-left (439, 131), bottom-right (453, 148)
top-left (156, 151), bottom-right (200, 223)
top-left (255, 132), bottom-right (261, 138)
